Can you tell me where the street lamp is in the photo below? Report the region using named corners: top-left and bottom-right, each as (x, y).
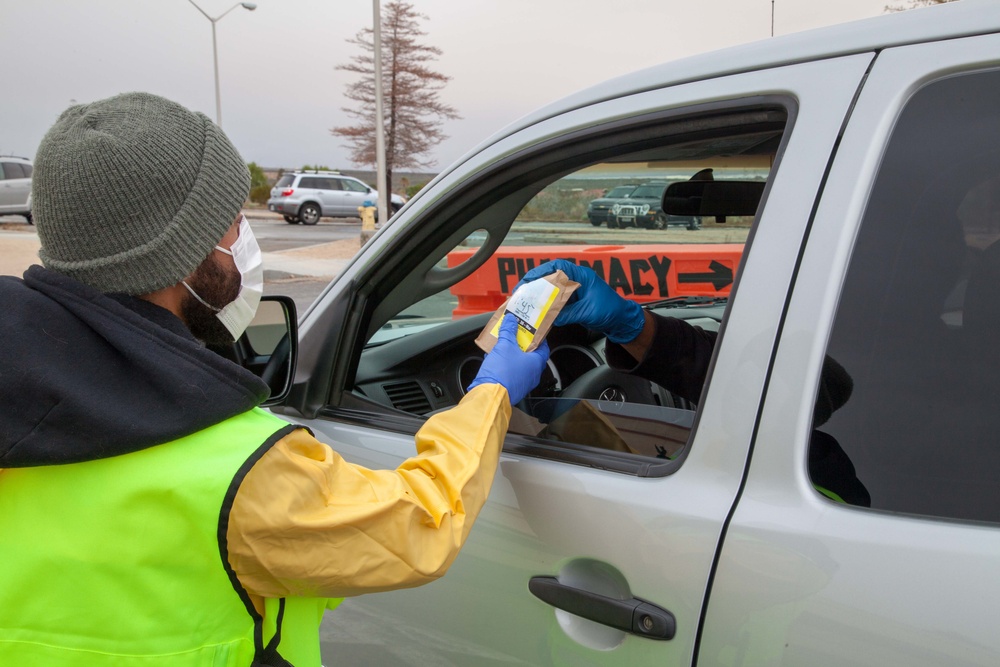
top-left (184, 0), bottom-right (257, 127)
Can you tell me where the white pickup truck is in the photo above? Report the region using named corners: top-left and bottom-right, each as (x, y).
top-left (258, 1), bottom-right (1000, 663)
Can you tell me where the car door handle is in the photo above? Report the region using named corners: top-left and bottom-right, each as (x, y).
top-left (528, 576), bottom-right (675, 640)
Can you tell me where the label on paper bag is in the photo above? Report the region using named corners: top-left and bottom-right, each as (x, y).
top-left (475, 269), bottom-right (579, 353)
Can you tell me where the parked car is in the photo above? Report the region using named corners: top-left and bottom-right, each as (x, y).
top-left (266, 170), bottom-right (405, 225)
top-left (0, 156), bottom-right (33, 223)
top-left (586, 184), bottom-right (638, 226)
top-left (243, 2), bottom-right (1000, 663)
top-left (608, 180), bottom-right (701, 230)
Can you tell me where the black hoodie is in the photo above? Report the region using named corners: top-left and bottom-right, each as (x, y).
top-left (0, 265), bottom-right (269, 468)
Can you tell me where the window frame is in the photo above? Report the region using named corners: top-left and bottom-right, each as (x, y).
top-left (315, 98), bottom-right (798, 478)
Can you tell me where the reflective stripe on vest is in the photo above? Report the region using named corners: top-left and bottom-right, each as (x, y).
top-left (0, 408), bottom-right (339, 666)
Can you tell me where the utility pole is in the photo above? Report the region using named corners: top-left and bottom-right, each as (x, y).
top-left (372, 0), bottom-right (389, 230)
top-left (771, 0), bottom-right (775, 37)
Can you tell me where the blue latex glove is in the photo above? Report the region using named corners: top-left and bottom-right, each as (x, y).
top-left (468, 315), bottom-right (550, 405)
top-left (516, 259), bottom-right (645, 343)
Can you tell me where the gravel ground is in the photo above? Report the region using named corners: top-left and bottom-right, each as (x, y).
top-left (0, 224), bottom-right (40, 277)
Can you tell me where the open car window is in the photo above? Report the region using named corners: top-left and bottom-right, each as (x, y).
top-left (343, 104), bottom-right (789, 475)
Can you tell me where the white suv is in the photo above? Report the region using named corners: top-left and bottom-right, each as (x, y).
top-left (266, 170), bottom-right (404, 225)
top-left (0, 156), bottom-right (33, 224)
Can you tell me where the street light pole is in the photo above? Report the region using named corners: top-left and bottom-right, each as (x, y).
top-left (372, 0), bottom-right (389, 228)
top-left (184, 0), bottom-right (257, 127)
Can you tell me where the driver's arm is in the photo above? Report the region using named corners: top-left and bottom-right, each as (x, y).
top-left (604, 311), bottom-right (717, 405)
top-left (515, 260), bottom-right (716, 404)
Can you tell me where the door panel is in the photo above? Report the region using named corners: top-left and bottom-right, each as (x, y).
top-left (340, 179), bottom-right (371, 215)
top-left (292, 54), bottom-right (872, 665)
top-left (0, 164), bottom-right (17, 209)
top-left (702, 34), bottom-right (1000, 667)
top-left (314, 178), bottom-right (340, 217)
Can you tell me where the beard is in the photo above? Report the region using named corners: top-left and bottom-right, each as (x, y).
top-left (182, 252), bottom-right (242, 345)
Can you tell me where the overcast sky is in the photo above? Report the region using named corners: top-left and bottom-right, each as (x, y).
top-left (2, 0), bottom-right (902, 173)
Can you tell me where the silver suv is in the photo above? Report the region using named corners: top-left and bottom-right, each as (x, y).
top-left (252, 2), bottom-right (1000, 663)
top-left (0, 156), bottom-right (33, 224)
top-left (267, 171), bottom-right (404, 225)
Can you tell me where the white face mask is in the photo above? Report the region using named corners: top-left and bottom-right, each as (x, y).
top-left (183, 216), bottom-right (264, 340)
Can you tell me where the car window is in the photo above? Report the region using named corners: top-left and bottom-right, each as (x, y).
top-left (604, 185), bottom-right (637, 199)
top-left (349, 105), bottom-right (787, 473)
top-left (2, 162), bottom-right (25, 179)
top-left (341, 179), bottom-right (370, 193)
top-left (821, 68), bottom-right (1000, 522)
top-left (275, 174), bottom-right (295, 188)
top-left (298, 177), bottom-right (324, 189)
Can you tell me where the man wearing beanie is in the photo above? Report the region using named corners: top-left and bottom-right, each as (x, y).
top-left (0, 92), bottom-right (549, 666)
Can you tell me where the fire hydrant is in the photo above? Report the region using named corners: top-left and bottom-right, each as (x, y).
top-left (359, 199), bottom-right (377, 244)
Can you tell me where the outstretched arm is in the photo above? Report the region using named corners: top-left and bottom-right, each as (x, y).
top-left (226, 314), bottom-right (549, 602)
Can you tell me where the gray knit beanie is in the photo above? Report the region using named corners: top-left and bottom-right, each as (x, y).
top-left (33, 92), bottom-right (250, 295)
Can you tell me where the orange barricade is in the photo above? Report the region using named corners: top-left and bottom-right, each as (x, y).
top-left (447, 244), bottom-right (744, 318)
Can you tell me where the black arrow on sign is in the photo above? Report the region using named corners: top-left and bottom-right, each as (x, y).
top-left (677, 261), bottom-right (733, 290)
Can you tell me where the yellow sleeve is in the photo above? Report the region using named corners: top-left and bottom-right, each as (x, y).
top-left (227, 383), bottom-right (511, 600)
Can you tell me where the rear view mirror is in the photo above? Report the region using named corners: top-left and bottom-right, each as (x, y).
top-left (241, 296), bottom-right (298, 406)
top-left (661, 180), bottom-right (765, 218)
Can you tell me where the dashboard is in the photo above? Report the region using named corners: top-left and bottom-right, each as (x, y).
top-left (353, 301), bottom-right (727, 417)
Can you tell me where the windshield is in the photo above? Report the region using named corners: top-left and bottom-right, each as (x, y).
top-left (628, 183), bottom-right (666, 199)
top-left (605, 185), bottom-right (637, 198)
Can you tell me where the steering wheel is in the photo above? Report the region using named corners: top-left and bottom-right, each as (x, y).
top-left (559, 365), bottom-right (658, 405)
top-left (260, 333), bottom-right (291, 394)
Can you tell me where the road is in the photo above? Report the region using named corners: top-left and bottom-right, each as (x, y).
top-left (0, 210), bottom-right (360, 314)
top-left (242, 211), bottom-right (367, 313)
top-left (245, 214), bottom-right (361, 252)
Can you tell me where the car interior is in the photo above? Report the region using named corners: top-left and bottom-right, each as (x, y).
top-left (308, 104), bottom-right (790, 476)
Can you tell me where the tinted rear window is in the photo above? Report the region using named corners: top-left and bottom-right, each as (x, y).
top-left (821, 68), bottom-right (1000, 523)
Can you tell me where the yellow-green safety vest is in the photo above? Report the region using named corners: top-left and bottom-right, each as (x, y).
top-left (0, 408), bottom-right (341, 666)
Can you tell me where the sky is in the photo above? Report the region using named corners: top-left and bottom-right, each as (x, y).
top-left (1, 0), bottom-right (906, 173)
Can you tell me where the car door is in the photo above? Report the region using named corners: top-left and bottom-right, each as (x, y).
top-left (338, 177), bottom-right (373, 216)
top-left (280, 54), bottom-right (873, 665)
top-left (700, 34), bottom-right (1000, 666)
top-left (311, 177), bottom-right (340, 217)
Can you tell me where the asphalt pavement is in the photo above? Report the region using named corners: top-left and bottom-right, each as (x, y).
top-left (1, 209), bottom-right (362, 313)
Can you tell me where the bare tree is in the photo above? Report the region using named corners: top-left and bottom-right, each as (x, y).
top-left (331, 1), bottom-right (459, 194)
top-left (885, 0), bottom-right (957, 13)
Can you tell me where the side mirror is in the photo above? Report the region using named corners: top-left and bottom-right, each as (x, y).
top-left (661, 180), bottom-right (765, 218)
top-left (240, 295), bottom-right (298, 406)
